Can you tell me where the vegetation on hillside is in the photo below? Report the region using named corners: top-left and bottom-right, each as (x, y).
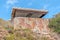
top-left (1, 12), bottom-right (60, 40)
top-left (0, 19), bottom-right (51, 40)
top-left (49, 13), bottom-right (60, 33)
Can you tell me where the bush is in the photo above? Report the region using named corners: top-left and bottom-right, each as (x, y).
top-left (49, 13), bottom-right (60, 33)
top-left (4, 34), bottom-right (14, 40)
top-left (14, 28), bottom-right (37, 40)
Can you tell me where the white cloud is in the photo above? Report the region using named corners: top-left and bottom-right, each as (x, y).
top-left (42, 4), bottom-right (49, 9)
top-left (27, 0), bottom-right (35, 6)
top-left (31, 0), bottom-right (35, 1)
top-left (5, 0), bottom-right (19, 9)
top-left (6, 0), bottom-right (18, 5)
top-left (27, 2), bottom-right (32, 6)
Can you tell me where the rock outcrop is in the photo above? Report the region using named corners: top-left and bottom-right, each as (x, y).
top-left (14, 17), bottom-right (50, 34)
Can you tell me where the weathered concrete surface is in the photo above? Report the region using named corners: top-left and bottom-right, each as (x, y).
top-left (14, 17), bottom-right (50, 34)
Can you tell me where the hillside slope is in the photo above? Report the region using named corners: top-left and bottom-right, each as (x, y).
top-left (0, 17), bottom-right (60, 40)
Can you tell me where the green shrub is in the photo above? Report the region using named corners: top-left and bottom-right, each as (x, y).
top-left (4, 34), bottom-right (14, 40)
top-left (49, 13), bottom-right (60, 33)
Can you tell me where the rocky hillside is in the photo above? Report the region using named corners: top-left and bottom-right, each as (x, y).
top-left (0, 14), bottom-right (60, 40)
top-left (0, 19), bottom-right (14, 40)
top-left (0, 18), bottom-right (52, 40)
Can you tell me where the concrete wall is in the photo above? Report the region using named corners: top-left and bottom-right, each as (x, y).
top-left (14, 17), bottom-right (50, 34)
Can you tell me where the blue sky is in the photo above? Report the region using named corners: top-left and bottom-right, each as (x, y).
top-left (0, 0), bottom-right (60, 20)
